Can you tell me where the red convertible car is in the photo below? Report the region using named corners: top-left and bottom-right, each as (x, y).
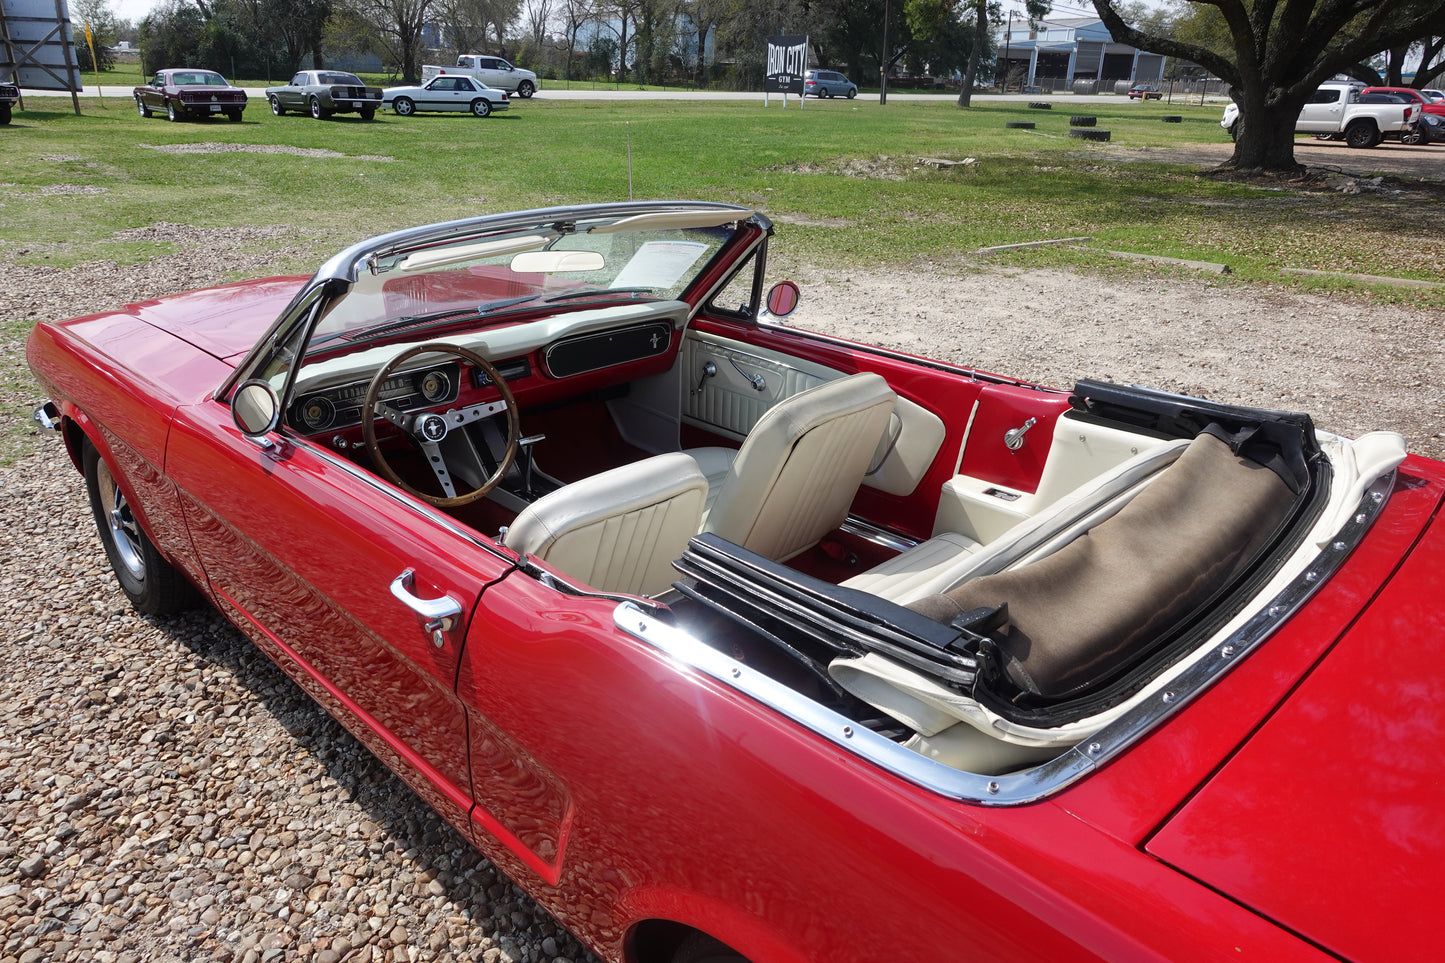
top-left (26, 202), bottom-right (1443, 963)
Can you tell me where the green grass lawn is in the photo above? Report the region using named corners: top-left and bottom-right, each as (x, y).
top-left (3, 90), bottom-right (1442, 297)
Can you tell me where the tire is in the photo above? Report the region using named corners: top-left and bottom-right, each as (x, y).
top-left (269, 95), bottom-right (285, 116)
top-left (226, 108), bottom-right (242, 122)
top-left (847, 87), bottom-right (856, 99)
top-left (1028, 101), bottom-right (1052, 109)
top-left (1229, 123), bottom-right (1239, 142)
top-left (672, 933), bottom-right (748, 963)
top-left (310, 96), bottom-right (331, 120)
top-left (1004, 120), bottom-right (1035, 129)
top-left (393, 96), bottom-right (415, 116)
top-left (136, 96), bottom-right (152, 118)
top-left (1069, 128), bottom-right (1112, 141)
top-left (167, 101), bottom-right (181, 122)
top-left (359, 108), bottom-right (375, 121)
top-left (84, 442), bottom-right (194, 617)
top-left (1344, 120), bottom-right (1380, 149)
top-left (517, 80), bottom-right (535, 98)
top-left (1162, 115), bottom-right (1182, 123)
top-left (1400, 126), bottom-right (1426, 146)
top-left (471, 98), bottom-right (491, 117)
top-left (1069, 115), bottom-right (1096, 127)
top-left (823, 87), bottom-right (832, 98)
top-left (0, 103), bottom-right (9, 125)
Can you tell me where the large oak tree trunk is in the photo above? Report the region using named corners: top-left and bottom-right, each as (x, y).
top-left (1221, 93), bottom-right (1309, 174)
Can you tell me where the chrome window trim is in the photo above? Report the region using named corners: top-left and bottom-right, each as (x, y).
top-left (615, 472), bottom-right (1393, 807)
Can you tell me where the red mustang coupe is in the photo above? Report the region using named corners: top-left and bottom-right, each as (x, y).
top-left (26, 202), bottom-right (1443, 963)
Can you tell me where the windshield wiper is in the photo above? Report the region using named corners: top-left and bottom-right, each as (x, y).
top-left (544, 287), bottom-right (657, 303)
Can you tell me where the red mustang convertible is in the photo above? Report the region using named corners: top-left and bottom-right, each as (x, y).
top-left (26, 203), bottom-right (1444, 963)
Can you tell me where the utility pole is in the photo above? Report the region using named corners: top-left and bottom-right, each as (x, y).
top-left (880, 0), bottom-right (890, 104)
top-left (1002, 11), bottom-right (1013, 93)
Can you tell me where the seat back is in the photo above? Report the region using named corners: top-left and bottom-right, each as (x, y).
top-left (705, 372), bottom-right (897, 561)
top-left (504, 453), bottom-right (707, 596)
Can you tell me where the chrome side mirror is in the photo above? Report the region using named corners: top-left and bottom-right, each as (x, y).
top-left (765, 280), bottom-right (800, 318)
top-left (233, 379), bottom-right (281, 443)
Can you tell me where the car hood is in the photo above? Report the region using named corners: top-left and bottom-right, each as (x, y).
top-left (1147, 493), bottom-right (1445, 963)
top-left (125, 275), bottom-right (308, 363)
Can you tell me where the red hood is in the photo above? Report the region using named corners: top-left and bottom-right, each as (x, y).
top-left (124, 275), bottom-right (308, 363)
top-left (1147, 478), bottom-right (1445, 963)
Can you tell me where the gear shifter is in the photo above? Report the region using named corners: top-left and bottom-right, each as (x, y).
top-left (517, 433), bottom-right (546, 499)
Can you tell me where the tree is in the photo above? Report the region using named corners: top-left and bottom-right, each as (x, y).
top-left (1090, 0), bottom-right (1445, 174)
top-left (906, 0), bottom-right (1049, 107)
top-left (72, 0), bottom-right (121, 71)
top-left (346, 0), bottom-right (434, 82)
top-left (137, 0), bottom-right (206, 73)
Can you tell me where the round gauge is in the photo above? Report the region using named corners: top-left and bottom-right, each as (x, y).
top-left (298, 396), bottom-right (336, 431)
top-left (418, 369), bottom-right (451, 403)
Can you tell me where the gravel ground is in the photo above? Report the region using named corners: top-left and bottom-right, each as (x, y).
top-left (3, 233), bottom-right (1444, 963)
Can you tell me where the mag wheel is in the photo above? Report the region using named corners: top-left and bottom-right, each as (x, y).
top-left (84, 442), bottom-right (194, 616)
top-left (136, 96), bottom-right (151, 117)
top-left (269, 95), bottom-right (285, 115)
top-left (471, 98), bottom-right (491, 117)
top-left (394, 96), bottom-right (415, 116)
top-left (517, 80), bottom-right (535, 98)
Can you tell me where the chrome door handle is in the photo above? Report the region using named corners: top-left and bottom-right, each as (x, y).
top-left (390, 569), bottom-right (461, 646)
top-left (728, 357), bottom-right (766, 391)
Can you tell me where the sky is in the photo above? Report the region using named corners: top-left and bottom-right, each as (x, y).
top-left (109, 0), bottom-right (157, 25)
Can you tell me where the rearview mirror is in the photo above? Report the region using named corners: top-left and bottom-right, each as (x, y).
top-left (233, 380), bottom-right (280, 439)
top-left (510, 250), bottom-right (606, 274)
top-left (765, 280), bottom-right (800, 318)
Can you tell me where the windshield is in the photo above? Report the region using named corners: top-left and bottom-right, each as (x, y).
top-left (304, 209), bottom-right (745, 358)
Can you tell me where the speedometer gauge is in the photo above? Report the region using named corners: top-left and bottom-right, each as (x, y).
top-left (418, 370), bottom-right (451, 403)
top-left (298, 396), bottom-right (336, 431)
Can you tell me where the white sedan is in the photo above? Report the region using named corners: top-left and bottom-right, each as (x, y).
top-left (382, 76), bottom-right (510, 117)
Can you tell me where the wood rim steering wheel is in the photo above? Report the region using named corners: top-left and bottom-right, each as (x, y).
top-left (361, 342), bottom-right (521, 508)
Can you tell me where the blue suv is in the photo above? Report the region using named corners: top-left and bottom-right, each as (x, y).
top-left (804, 70), bottom-right (858, 99)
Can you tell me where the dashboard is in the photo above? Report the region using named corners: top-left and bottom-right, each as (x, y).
top-left (290, 361), bottom-right (461, 433)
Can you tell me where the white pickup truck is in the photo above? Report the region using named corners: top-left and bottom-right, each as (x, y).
top-left (421, 55), bottom-right (539, 98)
top-left (1221, 82), bottom-right (1421, 148)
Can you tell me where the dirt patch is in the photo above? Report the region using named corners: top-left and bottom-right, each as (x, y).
top-left (138, 142), bottom-right (395, 162)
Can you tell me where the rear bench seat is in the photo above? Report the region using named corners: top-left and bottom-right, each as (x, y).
top-left (840, 438), bottom-right (1192, 607)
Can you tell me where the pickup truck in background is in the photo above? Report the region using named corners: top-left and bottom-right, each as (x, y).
top-left (1221, 82), bottom-right (1422, 148)
top-left (421, 55), bottom-right (539, 98)
top-left (1, 81), bottom-right (18, 125)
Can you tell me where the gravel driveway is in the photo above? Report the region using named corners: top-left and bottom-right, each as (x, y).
top-left (3, 232), bottom-right (1444, 963)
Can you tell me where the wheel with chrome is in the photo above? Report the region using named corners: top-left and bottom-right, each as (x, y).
top-left (136, 96), bottom-right (152, 117)
top-left (517, 80), bottom-right (535, 98)
top-left (269, 94), bottom-right (285, 115)
top-left (362, 343), bottom-right (520, 508)
top-left (84, 441), bottom-right (194, 615)
top-left (166, 100), bottom-right (181, 122)
top-left (471, 98), bottom-right (492, 117)
top-left (310, 96), bottom-right (331, 120)
top-left (393, 96), bottom-right (415, 116)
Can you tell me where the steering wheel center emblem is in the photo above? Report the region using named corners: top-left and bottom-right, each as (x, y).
top-left (418, 413), bottom-right (448, 443)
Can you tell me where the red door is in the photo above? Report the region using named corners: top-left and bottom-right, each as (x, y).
top-left (166, 398), bottom-right (512, 830)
